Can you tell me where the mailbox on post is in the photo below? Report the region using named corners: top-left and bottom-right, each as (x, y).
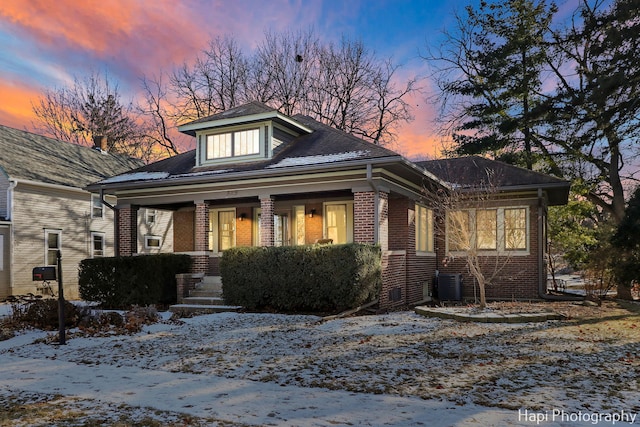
top-left (32, 266), bottom-right (57, 281)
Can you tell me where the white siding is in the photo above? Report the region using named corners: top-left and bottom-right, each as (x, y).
top-left (137, 208), bottom-right (174, 254)
top-left (0, 174), bottom-right (9, 219)
top-left (10, 183), bottom-right (118, 299)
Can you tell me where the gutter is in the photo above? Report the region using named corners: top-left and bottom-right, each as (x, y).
top-left (87, 155), bottom-right (405, 194)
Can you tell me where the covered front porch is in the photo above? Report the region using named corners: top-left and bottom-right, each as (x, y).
top-left (115, 186), bottom-right (434, 311)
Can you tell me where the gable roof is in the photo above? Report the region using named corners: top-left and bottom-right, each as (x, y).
top-left (91, 109), bottom-right (403, 189)
top-left (0, 124), bottom-right (144, 189)
top-left (416, 156), bottom-right (571, 205)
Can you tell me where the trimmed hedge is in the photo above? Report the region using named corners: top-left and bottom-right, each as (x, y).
top-left (79, 254), bottom-right (192, 309)
top-left (220, 244), bottom-right (381, 312)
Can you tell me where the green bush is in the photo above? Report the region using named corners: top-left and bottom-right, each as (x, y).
top-left (221, 244), bottom-right (381, 312)
top-left (79, 254), bottom-right (192, 309)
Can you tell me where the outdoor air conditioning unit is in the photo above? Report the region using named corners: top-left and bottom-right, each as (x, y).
top-left (437, 273), bottom-right (462, 301)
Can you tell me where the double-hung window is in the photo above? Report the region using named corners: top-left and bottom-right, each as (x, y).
top-left (44, 229), bottom-right (61, 266)
top-left (91, 194), bottom-right (103, 219)
top-left (91, 232), bottom-right (105, 257)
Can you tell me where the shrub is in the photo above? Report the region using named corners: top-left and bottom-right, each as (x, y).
top-left (221, 243), bottom-right (381, 312)
top-left (10, 299), bottom-right (85, 330)
top-left (79, 254), bottom-right (192, 309)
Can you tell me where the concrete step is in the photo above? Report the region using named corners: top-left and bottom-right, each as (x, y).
top-left (169, 304), bottom-right (242, 314)
top-left (182, 296), bottom-right (226, 305)
top-left (190, 288), bottom-right (223, 298)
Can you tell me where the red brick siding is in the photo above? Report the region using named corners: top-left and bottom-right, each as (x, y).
top-left (381, 252), bottom-right (406, 310)
top-left (306, 202), bottom-right (323, 243)
top-left (354, 191), bottom-right (375, 244)
top-left (436, 203), bottom-right (542, 301)
top-left (117, 205), bottom-right (138, 256)
top-left (260, 197), bottom-right (274, 246)
top-left (236, 207), bottom-right (253, 247)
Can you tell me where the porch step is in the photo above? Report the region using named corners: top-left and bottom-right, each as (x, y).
top-left (169, 304), bottom-right (242, 314)
top-left (170, 275), bottom-right (241, 314)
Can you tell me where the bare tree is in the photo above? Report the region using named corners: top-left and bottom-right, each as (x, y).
top-left (151, 29), bottom-right (421, 147)
top-left (424, 172), bottom-right (519, 309)
top-left (31, 71), bottom-right (153, 159)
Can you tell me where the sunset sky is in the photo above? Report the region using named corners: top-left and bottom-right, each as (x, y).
top-left (0, 0), bottom-right (576, 159)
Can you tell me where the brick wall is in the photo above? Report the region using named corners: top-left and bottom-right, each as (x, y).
top-left (260, 197), bottom-right (274, 246)
top-left (354, 191), bottom-right (375, 244)
top-left (236, 207), bottom-right (253, 247)
top-left (117, 205), bottom-right (138, 256)
top-left (436, 202), bottom-right (542, 301)
top-left (306, 202), bottom-right (323, 243)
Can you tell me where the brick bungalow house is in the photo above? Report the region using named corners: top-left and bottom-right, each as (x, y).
top-left (87, 102), bottom-right (570, 309)
top-left (0, 125), bottom-right (173, 300)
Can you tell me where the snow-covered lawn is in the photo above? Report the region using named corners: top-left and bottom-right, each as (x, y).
top-left (0, 300), bottom-right (639, 426)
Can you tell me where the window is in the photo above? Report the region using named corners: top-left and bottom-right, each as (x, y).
top-left (206, 128), bottom-right (260, 159)
top-left (447, 210), bottom-right (471, 251)
top-left (415, 204), bottom-right (434, 252)
top-left (145, 209), bottom-right (157, 224)
top-left (447, 207), bottom-right (529, 253)
top-left (324, 202), bottom-right (354, 244)
top-left (210, 208), bottom-right (236, 252)
top-left (476, 209), bottom-right (497, 250)
top-left (293, 206), bottom-right (306, 245)
top-left (44, 229), bottom-right (61, 266)
top-left (145, 235), bottom-right (162, 249)
top-left (505, 208), bottom-right (527, 250)
top-left (91, 194), bottom-right (103, 218)
top-left (91, 232), bottom-right (105, 257)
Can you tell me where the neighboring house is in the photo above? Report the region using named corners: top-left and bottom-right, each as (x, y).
top-left (0, 125), bottom-right (171, 300)
top-left (87, 102), bottom-right (570, 309)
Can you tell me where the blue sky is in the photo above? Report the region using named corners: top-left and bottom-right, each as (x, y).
top-left (0, 0), bottom-right (578, 157)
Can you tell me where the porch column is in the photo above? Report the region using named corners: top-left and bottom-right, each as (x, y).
top-left (353, 190), bottom-right (389, 251)
top-left (193, 200), bottom-right (209, 275)
top-left (116, 204), bottom-right (138, 256)
top-left (260, 195), bottom-right (274, 247)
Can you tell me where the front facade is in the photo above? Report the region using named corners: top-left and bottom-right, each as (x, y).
top-left (89, 102), bottom-right (570, 308)
top-left (0, 125), bottom-right (170, 300)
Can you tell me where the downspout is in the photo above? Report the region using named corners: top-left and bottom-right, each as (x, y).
top-left (366, 163), bottom-right (379, 244)
top-left (7, 180), bottom-right (17, 220)
top-left (537, 188), bottom-right (582, 301)
top-left (99, 188), bottom-right (119, 256)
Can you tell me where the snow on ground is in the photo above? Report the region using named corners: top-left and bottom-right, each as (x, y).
top-left (1, 301), bottom-right (639, 426)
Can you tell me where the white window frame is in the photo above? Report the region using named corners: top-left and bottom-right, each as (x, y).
top-left (210, 208), bottom-right (236, 253)
top-left (145, 209), bottom-right (157, 225)
top-left (446, 206), bottom-right (530, 255)
top-left (91, 232), bottom-right (105, 258)
top-left (323, 201), bottom-right (354, 244)
top-left (144, 235), bottom-right (162, 249)
top-left (44, 229), bottom-right (61, 266)
top-left (415, 204), bottom-right (434, 254)
top-left (91, 194), bottom-right (104, 219)
top-left (205, 128), bottom-right (260, 160)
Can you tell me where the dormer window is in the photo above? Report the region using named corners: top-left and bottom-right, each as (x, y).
top-left (206, 128), bottom-right (260, 159)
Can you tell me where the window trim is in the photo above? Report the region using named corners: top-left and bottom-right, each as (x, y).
top-left (44, 229), bottom-right (61, 266)
top-left (144, 235), bottom-right (162, 249)
top-left (446, 206), bottom-right (530, 255)
top-left (91, 194), bottom-right (104, 219)
top-left (210, 208), bottom-right (236, 253)
top-left (323, 201), bottom-right (354, 244)
top-left (415, 204), bottom-right (434, 254)
top-left (91, 231), bottom-right (105, 258)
